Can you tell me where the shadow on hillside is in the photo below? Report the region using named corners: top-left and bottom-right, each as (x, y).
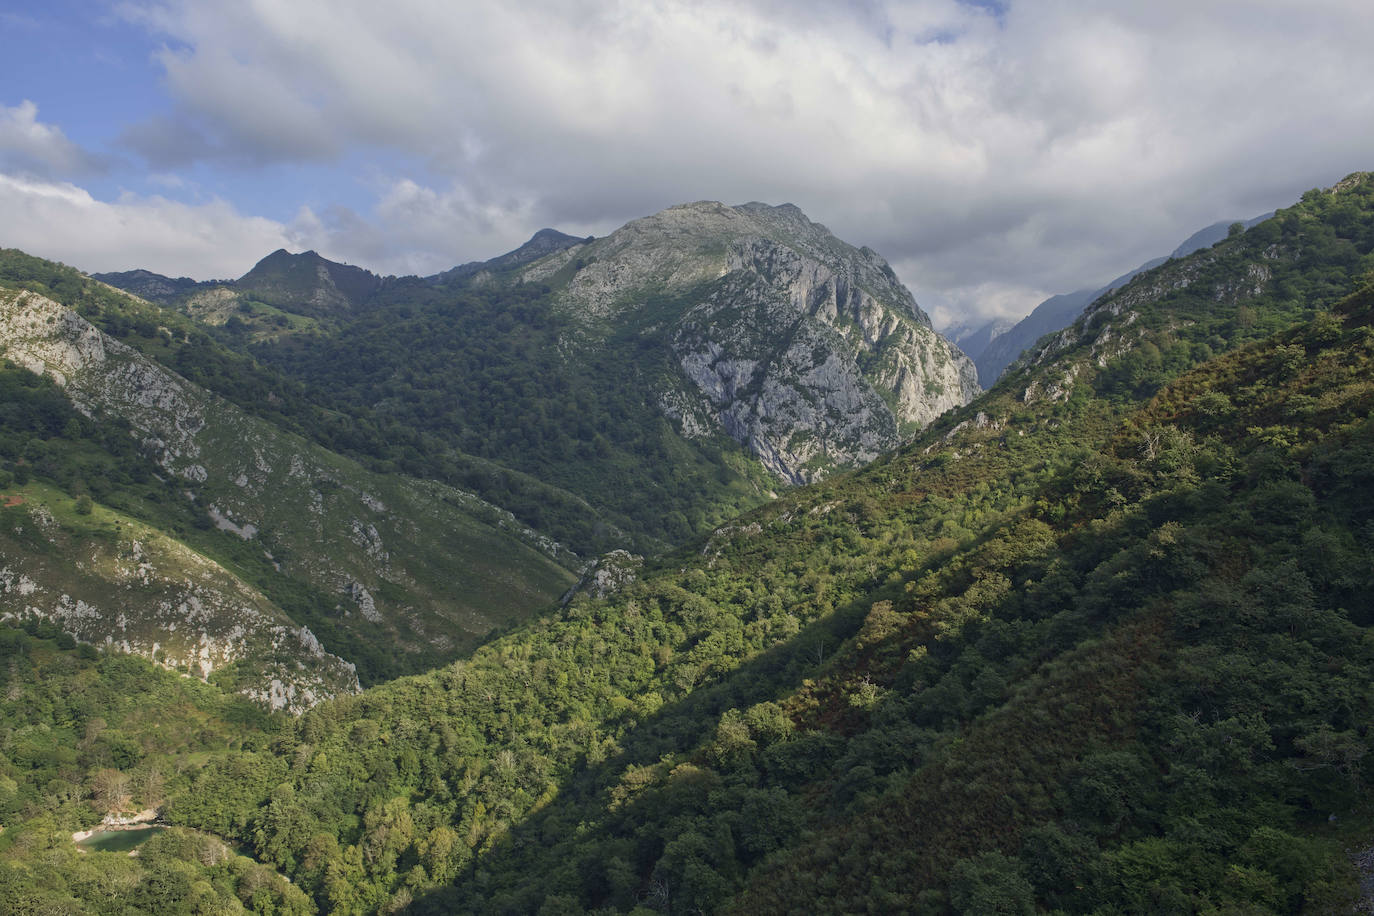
top-left (403, 578), bottom-right (884, 913)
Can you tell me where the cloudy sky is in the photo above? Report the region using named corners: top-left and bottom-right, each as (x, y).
top-left (3, 0), bottom-right (1373, 328)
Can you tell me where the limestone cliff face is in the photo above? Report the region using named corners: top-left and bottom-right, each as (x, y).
top-left (525, 201), bottom-right (979, 483)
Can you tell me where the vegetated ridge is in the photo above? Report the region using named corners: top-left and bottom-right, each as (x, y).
top-left (0, 260), bottom-right (577, 696)
top-left (971, 212), bottom-right (1274, 384)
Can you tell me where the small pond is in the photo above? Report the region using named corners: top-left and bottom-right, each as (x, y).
top-left (76, 826), bottom-right (167, 853)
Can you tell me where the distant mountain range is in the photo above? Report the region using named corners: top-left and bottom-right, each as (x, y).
top-left (958, 213), bottom-right (1273, 385)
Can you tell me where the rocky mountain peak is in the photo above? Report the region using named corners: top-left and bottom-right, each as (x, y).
top-left (1332, 171), bottom-right (1373, 194)
top-left (518, 200), bottom-right (977, 483)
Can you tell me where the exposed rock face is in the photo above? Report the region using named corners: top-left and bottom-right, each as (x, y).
top-left (564, 550), bottom-right (644, 602)
top-left (0, 526), bottom-right (360, 714)
top-left (179, 285), bottom-right (244, 327)
top-left (525, 201), bottom-right (979, 483)
top-left (947, 316), bottom-right (1016, 363)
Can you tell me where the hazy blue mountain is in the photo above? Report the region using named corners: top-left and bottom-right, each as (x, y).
top-left (944, 315), bottom-right (1015, 362)
top-left (91, 268), bottom-right (209, 304)
top-left (974, 212), bottom-right (1272, 384)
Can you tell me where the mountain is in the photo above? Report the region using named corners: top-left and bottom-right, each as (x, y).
top-left (1006, 196), bottom-right (1339, 388)
top-left (96, 249), bottom-right (389, 340)
top-left (90, 268), bottom-right (207, 304)
top-left (234, 248), bottom-right (384, 317)
top-left (240, 201), bottom-right (978, 551)
top-left (974, 212), bottom-right (1273, 384)
top-left (944, 315), bottom-right (1015, 361)
top-left (973, 285), bottom-right (1120, 384)
top-left (93, 204), bottom-right (976, 553)
top-left (520, 201), bottom-right (980, 483)
top-left (0, 262), bottom-right (579, 696)
top-left (434, 227), bottom-right (588, 284)
top-left (0, 198), bottom-right (977, 696)
top-left (95, 229), bottom-right (583, 333)
top-left (1167, 214), bottom-right (1265, 255)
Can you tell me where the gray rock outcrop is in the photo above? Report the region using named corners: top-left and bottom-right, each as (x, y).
top-left (525, 201), bottom-right (979, 482)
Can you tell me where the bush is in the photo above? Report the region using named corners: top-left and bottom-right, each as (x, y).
top-left (949, 852), bottom-right (1036, 915)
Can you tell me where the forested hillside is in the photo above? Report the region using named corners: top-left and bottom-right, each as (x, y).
top-left (11, 249), bottom-right (617, 559)
top-left (246, 274), bottom-right (778, 552)
top-left (217, 285), bottom-right (1372, 914)
top-left (0, 625), bottom-right (313, 913)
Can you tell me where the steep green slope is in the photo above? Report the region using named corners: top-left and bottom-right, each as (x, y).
top-left (1, 480), bottom-right (361, 708)
top-left (727, 290), bottom-right (1374, 915)
top-left (10, 247), bottom-right (608, 562)
top-left (0, 359), bottom-right (359, 707)
top-left (0, 276), bottom-right (577, 689)
top-left (974, 212), bottom-right (1272, 384)
top-left (135, 175), bottom-right (1374, 914)
top-left (1010, 172), bottom-right (1374, 403)
top-left (251, 276), bottom-right (777, 552)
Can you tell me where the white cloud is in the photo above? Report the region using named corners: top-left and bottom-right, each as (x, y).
top-left (34, 1), bottom-right (1374, 318)
top-left (0, 168), bottom-right (560, 283)
top-left (0, 101), bottom-right (104, 179)
top-left (283, 180), bottom-right (607, 278)
top-left (0, 173), bottom-right (291, 279)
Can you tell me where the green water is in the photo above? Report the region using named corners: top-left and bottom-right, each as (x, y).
top-left (77, 826), bottom-right (166, 852)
